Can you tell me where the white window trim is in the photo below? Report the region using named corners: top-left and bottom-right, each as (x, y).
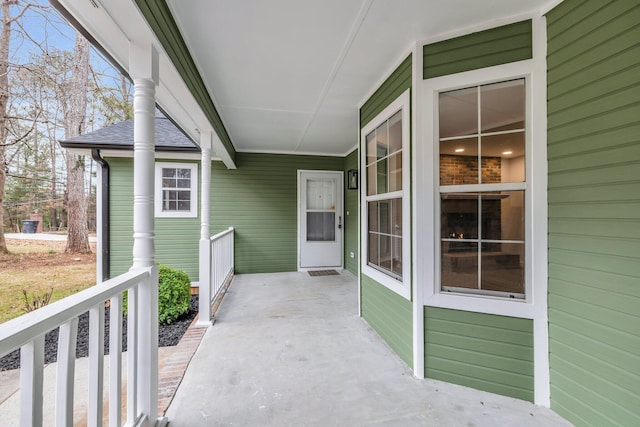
top-left (419, 60), bottom-right (545, 319)
top-left (361, 89), bottom-right (411, 300)
top-left (154, 162), bottom-right (198, 218)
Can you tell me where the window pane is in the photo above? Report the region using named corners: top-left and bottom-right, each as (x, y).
top-left (441, 242), bottom-right (478, 290)
top-left (481, 79), bottom-right (524, 133)
top-left (388, 152), bottom-right (402, 192)
top-left (177, 178), bottom-right (191, 188)
top-left (162, 178), bottom-right (176, 188)
top-left (177, 168), bottom-right (191, 179)
top-left (439, 137), bottom-right (479, 185)
top-left (177, 201), bottom-right (191, 211)
top-left (368, 202), bottom-right (378, 233)
top-left (482, 191), bottom-right (524, 241)
top-left (366, 131), bottom-right (377, 165)
top-left (376, 122), bottom-right (388, 160)
top-left (162, 168), bottom-right (176, 178)
top-left (376, 159), bottom-right (388, 194)
top-left (439, 87), bottom-right (477, 138)
top-left (391, 237), bottom-right (402, 275)
top-left (388, 111), bottom-right (402, 154)
top-left (379, 201), bottom-right (391, 235)
top-left (379, 234), bottom-right (392, 270)
top-left (307, 179), bottom-right (335, 210)
top-left (441, 194), bottom-right (478, 239)
top-left (391, 198), bottom-right (402, 236)
top-left (480, 132), bottom-right (525, 183)
top-left (307, 212), bottom-right (335, 241)
top-left (481, 243), bottom-right (524, 296)
top-left (368, 232), bottom-right (379, 266)
top-left (367, 164), bottom-right (376, 196)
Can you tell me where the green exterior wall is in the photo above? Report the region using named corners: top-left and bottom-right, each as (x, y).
top-left (423, 20), bottom-right (532, 79)
top-left (210, 153), bottom-right (344, 274)
top-left (343, 149), bottom-right (359, 275)
top-left (361, 275), bottom-right (413, 367)
top-left (359, 54), bottom-right (413, 368)
top-left (108, 157), bottom-right (200, 281)
top-left (360, 54), bottom-right (412, 129)
top-left (421, 20), bottom-right (536, 400)
top-left (547, 1), bottom-right (640, 425)
top-left (424, 308), bottom-right (534, 402)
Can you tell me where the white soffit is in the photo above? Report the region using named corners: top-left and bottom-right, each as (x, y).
top-left (168, 0), bottom-right (550, 157)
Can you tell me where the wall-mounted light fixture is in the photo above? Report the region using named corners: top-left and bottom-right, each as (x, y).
top-left (347, 169), bottom-right (358, 190)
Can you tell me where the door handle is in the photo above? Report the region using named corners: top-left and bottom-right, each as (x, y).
top-left (338, 216), bottom-right (342, 229)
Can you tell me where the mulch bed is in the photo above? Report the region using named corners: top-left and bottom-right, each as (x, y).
top-left (0, 295), bottom-right (199, 371)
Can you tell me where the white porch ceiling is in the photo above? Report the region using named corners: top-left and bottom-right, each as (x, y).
top-left (59, 0), bottom-right (553, 159)
top-left (166, 0), bottom-right (550, 156)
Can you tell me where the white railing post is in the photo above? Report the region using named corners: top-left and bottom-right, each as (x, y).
top-left (197, 132), bottom-right (212, 327)
top-left (130, 41), bottom-right (159, 426)
top-left (88, 304), bottom-right (105, 426)
top-left (56, 318), bottom-right (78, 426)
top-left (20, 335), bottom-right (44, 427)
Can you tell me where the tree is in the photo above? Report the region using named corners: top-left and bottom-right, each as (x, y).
top-left (62, 32), bottom-right (90, 254)
top-left (0, 0), bottom-right (44, 254)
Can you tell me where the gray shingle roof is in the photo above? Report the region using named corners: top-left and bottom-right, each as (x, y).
top-left (60, 115), bottom-right (199, 152)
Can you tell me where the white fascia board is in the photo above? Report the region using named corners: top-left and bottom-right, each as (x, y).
top-left (56, 0), bottom-right (236, 170)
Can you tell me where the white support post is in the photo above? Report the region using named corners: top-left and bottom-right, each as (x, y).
top-left (197, 131), bottom-right (213, 327)
top-left (130, 41), bottom-right (160, 426)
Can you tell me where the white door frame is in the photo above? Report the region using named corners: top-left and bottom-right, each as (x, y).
top-left (297, 170), bottom-right (344, 271)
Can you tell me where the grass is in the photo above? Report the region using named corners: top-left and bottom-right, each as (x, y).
top-left (0, 238), bottom-right (96, 323)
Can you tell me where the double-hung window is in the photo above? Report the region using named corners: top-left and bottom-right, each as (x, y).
top-left (438, 78), bottom-right (526, 299)
top-left (361, 90), bottom-right (411, 299)
top-left (155, 162), bottom-right (198, 218)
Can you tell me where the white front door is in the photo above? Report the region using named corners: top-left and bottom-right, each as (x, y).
top-left (299, 170), bottom-right (343, 269)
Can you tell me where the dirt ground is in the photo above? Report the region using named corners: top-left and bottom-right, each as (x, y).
top-left (0, 238), bottom-right (97, 323)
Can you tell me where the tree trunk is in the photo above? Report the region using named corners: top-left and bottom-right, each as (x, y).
top-left (64, 33), bottom-right (91, 254)
top-left (0, 0), bottom-right (13, 254)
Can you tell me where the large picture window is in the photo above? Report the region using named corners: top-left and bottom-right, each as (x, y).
top-left (438, 79), bottom-right (526, 299)
top-left (361, 90), bottom-right (411, 299)
top-left (155, 162), bottom-right (198, 218)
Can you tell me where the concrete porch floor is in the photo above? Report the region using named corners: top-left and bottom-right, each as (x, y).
top-left (166, 272), bottom-right (571, 426)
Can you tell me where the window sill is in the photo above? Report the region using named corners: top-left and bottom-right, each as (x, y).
top-left (362, 265), bottom-right (411, 300)
top-left (424, 290), bottom-right (533, 319)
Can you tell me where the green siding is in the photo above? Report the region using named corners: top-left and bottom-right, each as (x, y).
top-left (134, 0), bottom-right (236, 162)
top-left (547, 0), bottom-right (640, 426)
top-left (361, 275), bottom-right (413, 367)
top-left (423, 20), bottom-right (532, 79)
top-left (424, 307), bottom-right (534, 402)
top-left (343, 149), bottom-right (359, 275)
top-left (210, 153), bottom-right (343, 274)
top-left (108, 158), bottom-right (200, 281)
top-left (360, 54), bottom-right (412, 129)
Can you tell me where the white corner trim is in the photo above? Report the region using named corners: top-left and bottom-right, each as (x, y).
top-left (531, 14), bottom-right (550, 408)
top-left (411, 41), bottom-right (425, 379)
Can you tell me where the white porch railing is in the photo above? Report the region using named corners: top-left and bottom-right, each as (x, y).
top-left (198, 227), bottom-right (234, 326)
top-left (0, 267), bottom-right (153, 427)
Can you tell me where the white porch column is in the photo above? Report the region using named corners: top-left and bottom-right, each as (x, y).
top-left (197, 131), bottom-right (213, 327)
top-left (129, 42), bottom-right (160, 426)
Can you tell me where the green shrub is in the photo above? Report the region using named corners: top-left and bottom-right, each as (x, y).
top-left (123, 264), bottom-right (191, 325)
top-left (157, 264), bottom-right (191, 324)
